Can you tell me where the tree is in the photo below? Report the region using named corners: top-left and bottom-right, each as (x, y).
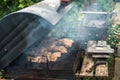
top-left (0, 0), bottom-right (42, 18)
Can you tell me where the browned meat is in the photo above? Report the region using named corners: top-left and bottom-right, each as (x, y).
top-left (59, 38), bottom-right (74, 48)
top-left (28, 38), bottom-right (74, 62)
top-left (28, 56), bottom-right (47, 63)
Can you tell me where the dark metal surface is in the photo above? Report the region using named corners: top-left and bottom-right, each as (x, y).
top-left (0, 17), bottom-right (53, 70)
top-left (0, 1), bottom-right (73, 70)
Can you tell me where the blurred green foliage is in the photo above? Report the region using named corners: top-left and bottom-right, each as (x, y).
top-left (107, 54), bottom-right (114, 68)
top-left (0, 71), bottom-right (3, 79)
top-left (98, 0), bottom-right (114, 12)
top-left (0, 0), bottom-right (42, 18)
top-left (107, 24), bottom-right (120, 48)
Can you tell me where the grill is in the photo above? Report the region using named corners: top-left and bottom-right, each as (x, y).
top-left (0, 0), bottom-right (112, 80)
top-left (0, 0), bottom-right (73, 70)
top-left (0, 1), bottom-right (79, 80)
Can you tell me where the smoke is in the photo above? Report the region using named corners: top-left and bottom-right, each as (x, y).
top-left (49, 4), bottom-right (84, 41)
top-left (48, 0), bottom-right (113, 44)
top-left (23, 0), bottom-right (113, 55)
top-left (11, 17), bottom-right (53, 66)
top-left (13, 0), bottom-right (114, 67)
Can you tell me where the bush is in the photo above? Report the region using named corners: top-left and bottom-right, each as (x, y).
top-left (107, 24), bottom-right (120, 48)
top-left (0, 0), bottom-right (42, 18)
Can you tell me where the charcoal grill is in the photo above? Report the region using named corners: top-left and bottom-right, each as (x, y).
top-left (0, 0), bottom-right (73, 70)
top-left (0, 1), bottom-right (81, 80)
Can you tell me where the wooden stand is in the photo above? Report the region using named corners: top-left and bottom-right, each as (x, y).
top-left (79, 54), bottom-right (108, 77)
top-left (78, 41), bottom-right (114, 78)
top-left (80, 55), bottom-right (94, 77)
top-left (95, 63), bottom-right (108, 77)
